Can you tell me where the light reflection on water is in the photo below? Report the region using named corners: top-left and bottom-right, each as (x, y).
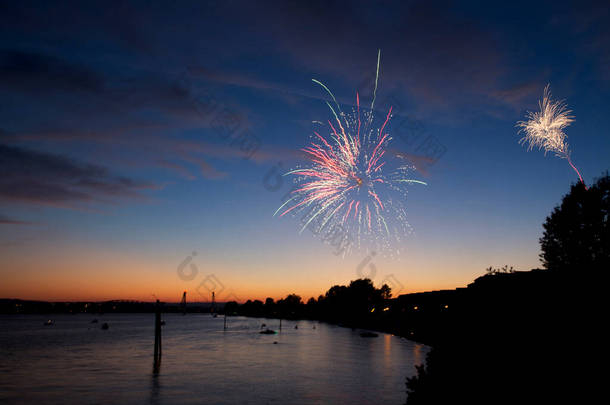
top-left (0, 314), bottom-right (428, 405)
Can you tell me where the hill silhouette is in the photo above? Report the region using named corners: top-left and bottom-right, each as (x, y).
top-left (405, 174), bottom-right (609, 404)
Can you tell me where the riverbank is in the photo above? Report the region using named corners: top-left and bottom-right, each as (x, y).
top-left (223, 269), bottom-right (559, 346)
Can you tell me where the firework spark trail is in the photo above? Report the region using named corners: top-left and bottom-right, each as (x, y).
top-left (516, 84), bottom-right (586, 188)
top-left (371, 49), bottom-right (381, 110)
top-left (275, 51), bottom-right (427, 254)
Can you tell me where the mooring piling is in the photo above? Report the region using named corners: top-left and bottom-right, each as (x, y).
top-left (180, 291), bottom-right (187, 315)
top-left (153, 299), bottom-right (162, 373)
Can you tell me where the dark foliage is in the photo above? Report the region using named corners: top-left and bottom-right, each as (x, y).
top-left (231, 278), bottom-right (392, 329)
top-left (404, 175), bottom-right (610, 404)
top-left (540, 173), bottom-right (609, 271)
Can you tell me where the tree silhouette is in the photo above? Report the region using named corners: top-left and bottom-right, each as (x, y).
top-left (539, 173), bottom-right (609, 271)
top-left (229, 279), bottom-right (391, 322)
top-left (484, 265), bottom-right (515, 275)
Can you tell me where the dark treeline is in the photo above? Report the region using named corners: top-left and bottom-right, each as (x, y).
top-left (225, 278), bottom-right (392, 329)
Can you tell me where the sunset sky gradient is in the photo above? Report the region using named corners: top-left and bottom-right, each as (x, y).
top-left (1, 0), bottom-right (609, 302)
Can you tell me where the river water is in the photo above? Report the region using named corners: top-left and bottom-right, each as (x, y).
top-left (0, 314), bottom-right (428, 404)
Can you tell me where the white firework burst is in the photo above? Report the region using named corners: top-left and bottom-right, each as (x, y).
top-left (516, 84), bottom-right (586, 187)
top-left (516, 84), bottom-right (574, 158)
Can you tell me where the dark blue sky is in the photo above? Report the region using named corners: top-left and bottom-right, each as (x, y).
top-left (1, 0), bottom-right (609, 301)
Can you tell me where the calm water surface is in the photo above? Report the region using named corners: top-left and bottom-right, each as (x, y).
top-left (0, 314), bottom-right (428, 404)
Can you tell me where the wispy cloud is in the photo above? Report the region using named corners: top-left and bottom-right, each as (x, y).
top-left (0, 144), bottom-right (158, 208)
top-left (0, 49), bottom-right (103, 93)
top-left (550, 1), bottom-right (610, 84)
top-left (156, 159), bottom-right (196, 180)
top-left (230, 0), bottom-right (507, 112)
top-left (0, 214), bottom-right (33, 225)
top-left (0, 45), bottom-right (297, 181)
top-left (491, 81), bottom-right (542, 111)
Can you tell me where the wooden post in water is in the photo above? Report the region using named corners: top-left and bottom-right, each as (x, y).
top-left (279, 317), bottom-right (282, 332)
top-left (211, 291), bottom-right (216, 315)
top-left (153, 299), bottom-right (162, 373)
top-left (223, 312), bottom-right (227, 330)
top-left (180, 291), bottom-right (187, 315)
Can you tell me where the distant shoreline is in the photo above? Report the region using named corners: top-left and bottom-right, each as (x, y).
top-left (0, 268), bottom-right (555, 348)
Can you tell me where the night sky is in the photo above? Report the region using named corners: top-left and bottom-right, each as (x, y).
top-left (1, 1), bottom-right (609, 302)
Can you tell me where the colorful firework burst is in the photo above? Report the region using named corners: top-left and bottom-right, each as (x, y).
top-left (275, 51), bottom-right (427, 255)
top-left (516, 84), bottom-right (586, 187)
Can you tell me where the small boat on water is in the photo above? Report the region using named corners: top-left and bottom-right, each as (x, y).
top-left (101, 323), bottom-right (109, 330)
top-left (43, 319), bottom-right (54, 326)
top-left (260, 328), bottom-right (277, 335)
top-left (360, 331), bottom-right (379, 338)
